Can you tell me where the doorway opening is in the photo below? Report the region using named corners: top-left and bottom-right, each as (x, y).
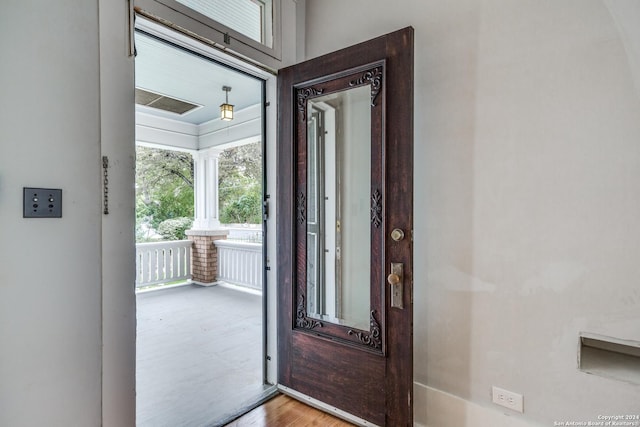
top-left (133, 27), bottom-right (275, 426)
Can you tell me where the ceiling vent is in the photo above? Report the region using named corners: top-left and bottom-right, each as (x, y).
top-left (135, 88), bottom-right (200, 115)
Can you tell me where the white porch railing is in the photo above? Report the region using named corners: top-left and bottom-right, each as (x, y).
top-left (215, 240), bottom-right (263, 291)
top-left (135, 240), bottom-right (192, 288)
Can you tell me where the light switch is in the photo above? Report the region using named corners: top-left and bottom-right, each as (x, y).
top-left (23, 188), bottom-right (62, 218)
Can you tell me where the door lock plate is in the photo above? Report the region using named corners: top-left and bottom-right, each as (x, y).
top-left (388, 262), bottom-right (404, 309)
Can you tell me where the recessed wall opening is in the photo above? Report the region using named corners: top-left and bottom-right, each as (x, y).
top-left (579, 333), bottom-right (640, 385)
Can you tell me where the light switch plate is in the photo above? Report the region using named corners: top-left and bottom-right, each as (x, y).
top-left (23, 188), bottom-right (62, 218)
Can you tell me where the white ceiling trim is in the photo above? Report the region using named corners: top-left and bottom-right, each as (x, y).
top-left (197, 103), bottom-right (261, 136)
top-left (136, 110), bottom-right (199, 135)
top-left (135, 103), bottom-right (261, 151)
top-left (198, 118), bottom-right (261, 150)
top-left (136, 124), bottom-right (199, 151)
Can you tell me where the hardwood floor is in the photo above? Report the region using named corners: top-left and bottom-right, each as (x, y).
top-left (224, 394), bottom-right (355, 427)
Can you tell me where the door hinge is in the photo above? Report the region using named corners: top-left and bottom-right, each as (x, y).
top-left (127, 0), bottom-right (136, 57)
top-left (411, 279), bottom-right (414, 304)
top-left (263, 194), bottom-right (270, 220)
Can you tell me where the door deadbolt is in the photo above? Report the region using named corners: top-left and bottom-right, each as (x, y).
top-left (391, 228), bottom-right (405, 242)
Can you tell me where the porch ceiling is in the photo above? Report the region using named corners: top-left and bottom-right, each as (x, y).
top-left (135, 31), bottom-right (262, 126)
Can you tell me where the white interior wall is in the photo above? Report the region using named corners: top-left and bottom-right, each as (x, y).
top-left (0, 1), bottom-right (103, 426)
top-left (99, 0), bottom-right (137, 425)
top-left (1, 2), bottom-right (300, 426)
top-left (304, 1), bottom-right (640, 425)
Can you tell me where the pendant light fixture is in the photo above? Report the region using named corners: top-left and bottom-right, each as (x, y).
top-left (220, 86), bottom-right (234, 121)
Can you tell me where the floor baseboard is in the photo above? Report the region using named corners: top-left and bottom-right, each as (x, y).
top-left (413, 382), bottom-right (540, 427)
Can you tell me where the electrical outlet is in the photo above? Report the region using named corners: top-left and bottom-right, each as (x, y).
top-left (491, 386), bottom-right (524, 413)
top-left (23, 188), bottom-right (62, 218)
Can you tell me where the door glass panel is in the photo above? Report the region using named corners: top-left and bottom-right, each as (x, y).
top-left (306, 86), bottom-right (371, 331)
top-left (175, 0), bottom-right (273, 47)
top-left (293, 62), bottom-right (385, 351)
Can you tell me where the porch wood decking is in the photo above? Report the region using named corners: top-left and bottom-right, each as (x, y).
top-left (136, 284), bottom-right (272, 427)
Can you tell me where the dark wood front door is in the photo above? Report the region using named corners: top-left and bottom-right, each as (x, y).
top-left (276, 27), bottom-right (414, 426)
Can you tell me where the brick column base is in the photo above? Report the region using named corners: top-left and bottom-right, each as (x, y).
top-left (186, 229), bottom-right (229, 286)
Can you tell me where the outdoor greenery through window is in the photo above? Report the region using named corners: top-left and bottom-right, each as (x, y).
top-left (135, 143), bottom-right (263, 242)
top-left (218, 143), bottom-right (263, 225)
top-left (136, 147), bottom-right (194, 242)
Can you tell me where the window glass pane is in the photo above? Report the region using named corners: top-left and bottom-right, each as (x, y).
top-left (175, 0), bottom-right (270, 46)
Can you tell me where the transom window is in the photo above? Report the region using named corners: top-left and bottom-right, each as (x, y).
top-left (175, 0), bottom-right (273, 48)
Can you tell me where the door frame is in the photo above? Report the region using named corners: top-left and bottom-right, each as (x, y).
top-left (133, 14), bottom-right (281, 386)
top-left (131, 8), bottom-right (414, 426)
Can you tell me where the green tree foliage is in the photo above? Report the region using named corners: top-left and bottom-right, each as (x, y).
top-left (135, 143), bottom-right (262, 242)
top-left (218, 142), bottom-right (263, 224)
top-left (220, 182), bottom-right (262, 224)
top-left (218, 142), bottom-right (262, 183)
top-left (157, 217), bottom-right (194, 241)
top-left (136, 146), bottom-right (194, 240)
